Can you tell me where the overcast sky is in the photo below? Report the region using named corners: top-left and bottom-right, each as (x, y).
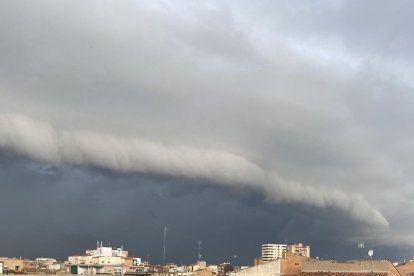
top-left (1, 0), bottom-right (414, 264)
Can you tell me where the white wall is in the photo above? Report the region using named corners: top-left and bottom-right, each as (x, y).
top-left (230, 260), bottom-right (280, 276)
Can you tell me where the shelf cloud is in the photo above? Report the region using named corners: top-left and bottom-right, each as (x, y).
top-left (0, 114), bottom-right (388, 227)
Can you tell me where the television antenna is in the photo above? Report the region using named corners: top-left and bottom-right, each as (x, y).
top-left (357, 241), bottom-right (364, 262)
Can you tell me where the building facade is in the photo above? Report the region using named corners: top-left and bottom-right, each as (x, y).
top-left (0, 258), bottom-right (24, 273)
top-left (262, 243), bottom-right (311, 262)
top-left (301, 258), bottom-right (400, 276)
top-left (67, 242), bottom-right (129, 275)
top-left (287, 243), bottom-right (310, 258)
top-left (262, 244), bottom-right (288, 262)
top-left (231, 259), bottom-right (281, 276)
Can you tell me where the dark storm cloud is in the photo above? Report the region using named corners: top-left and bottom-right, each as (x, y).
top-left (1, 155), bottom-right (408, 263)
top-left (0, 0), bottom-right (414, 260)
top-left (0, 114), bottom-right (388, 227)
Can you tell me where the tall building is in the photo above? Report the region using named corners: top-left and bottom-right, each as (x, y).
top-left (287, 243), bottom-right (310, 258)
top-left (261, 242), bottom-right (311, 262)
top-left (261, 244), bottom-right (287, 262)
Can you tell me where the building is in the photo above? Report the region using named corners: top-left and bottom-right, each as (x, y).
top-left (21, 258), bottom-right (63, 273)
top-left (262, 243), bottom-right (311, 262)
top-left (67, 241), bottom-right (129, 275)
top-left (253, 257), bottom-right (263, 266)
top-left (231, 260), bottom-right (281, 276)
top-left (280, 253), bottom-right (309, 276)
top-left (0, 258), bottom-right (25, 273)
top-left (233, 252), bottom-right (309, 276)
top-left (396, 260), bottom-right (414, 276)
top-left (85, 241), bottom-right (128, 258)
top-left (262, 244), bottom-right (288, 262)
top-left (236, 254), bottom-right (400, 276)
top-left (301, 258), bottom-right (400, 276)
top-left (35, 258), bottom-right (63, 272)
top-left (287, 243), bottom-right (310, 258)
top-left (125, 257), bottom-right (147, 273)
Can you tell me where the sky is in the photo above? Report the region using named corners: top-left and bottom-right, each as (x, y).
top-left (0, 0), bottom-right (414, 264)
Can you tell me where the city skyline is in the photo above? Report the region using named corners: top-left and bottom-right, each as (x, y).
top-left (1, 0), bottom-right (414, 265)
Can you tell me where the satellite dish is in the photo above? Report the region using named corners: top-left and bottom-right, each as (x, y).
top-left (368, 250), bottom-right (374, 257)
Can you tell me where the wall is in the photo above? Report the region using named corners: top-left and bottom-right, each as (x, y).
top-left (195, 269), bottom-right (213, 276)
top-left (397, 261), bottom-right (414, 276)
top-left (281, 253), bottom-right (309, 276)
top-left (0, 258), bottom-right (25, 272)
top-left (231, 259), bottom-right (281, 276)
top-left (302, 272), bottom-right (388, 276)
top-left (301, 259), bottom-right (400, 276)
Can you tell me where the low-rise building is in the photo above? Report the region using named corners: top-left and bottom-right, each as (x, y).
top-left (67, 242), bottom-right (129, 275)
top-left (230, 259), bottom-right (281, 276)
top-left (280, 253), bottom-right (309, 276)
top-left (396, 260), bottom-right (414, 276)
top-left (125, 257), bottom-right (148, 273)
top-left (0, 257), bottom-right (25, 273)
top-left (232, 253), bottom-right (309, 276)
top-left (301, 258), bottom-right (400, 276)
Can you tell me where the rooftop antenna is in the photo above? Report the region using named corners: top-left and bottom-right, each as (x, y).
top-left (197, 240), bottom-right (202, 261)
top-left (358, 241), bottom-right (364, 266)
top-left (368, 249), bottom-right (374, 271)
top-left (368, 249), bottom-right (374, 261)
top-left (163, 226), bottom-right (167, 265)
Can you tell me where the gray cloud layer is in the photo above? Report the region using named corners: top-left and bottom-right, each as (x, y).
top-left (0, 114), bottom-right (388, 227)
top-left (1, 0), bottom-right (414, 256)
top-left (0, 155), bottom-right (403, 263)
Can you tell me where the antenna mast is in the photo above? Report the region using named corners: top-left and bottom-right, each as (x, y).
top-left (163, 226), bottom-right (167, 265)
top-left (197, 240), bottom-right (202, 261)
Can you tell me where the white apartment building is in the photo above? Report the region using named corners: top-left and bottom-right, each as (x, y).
top-left (261, 244), bottom-right (287, 262)
top-left (261, 242), bottom-right (311, 262)
top-left (287, 243), bottom-right (310, 258)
